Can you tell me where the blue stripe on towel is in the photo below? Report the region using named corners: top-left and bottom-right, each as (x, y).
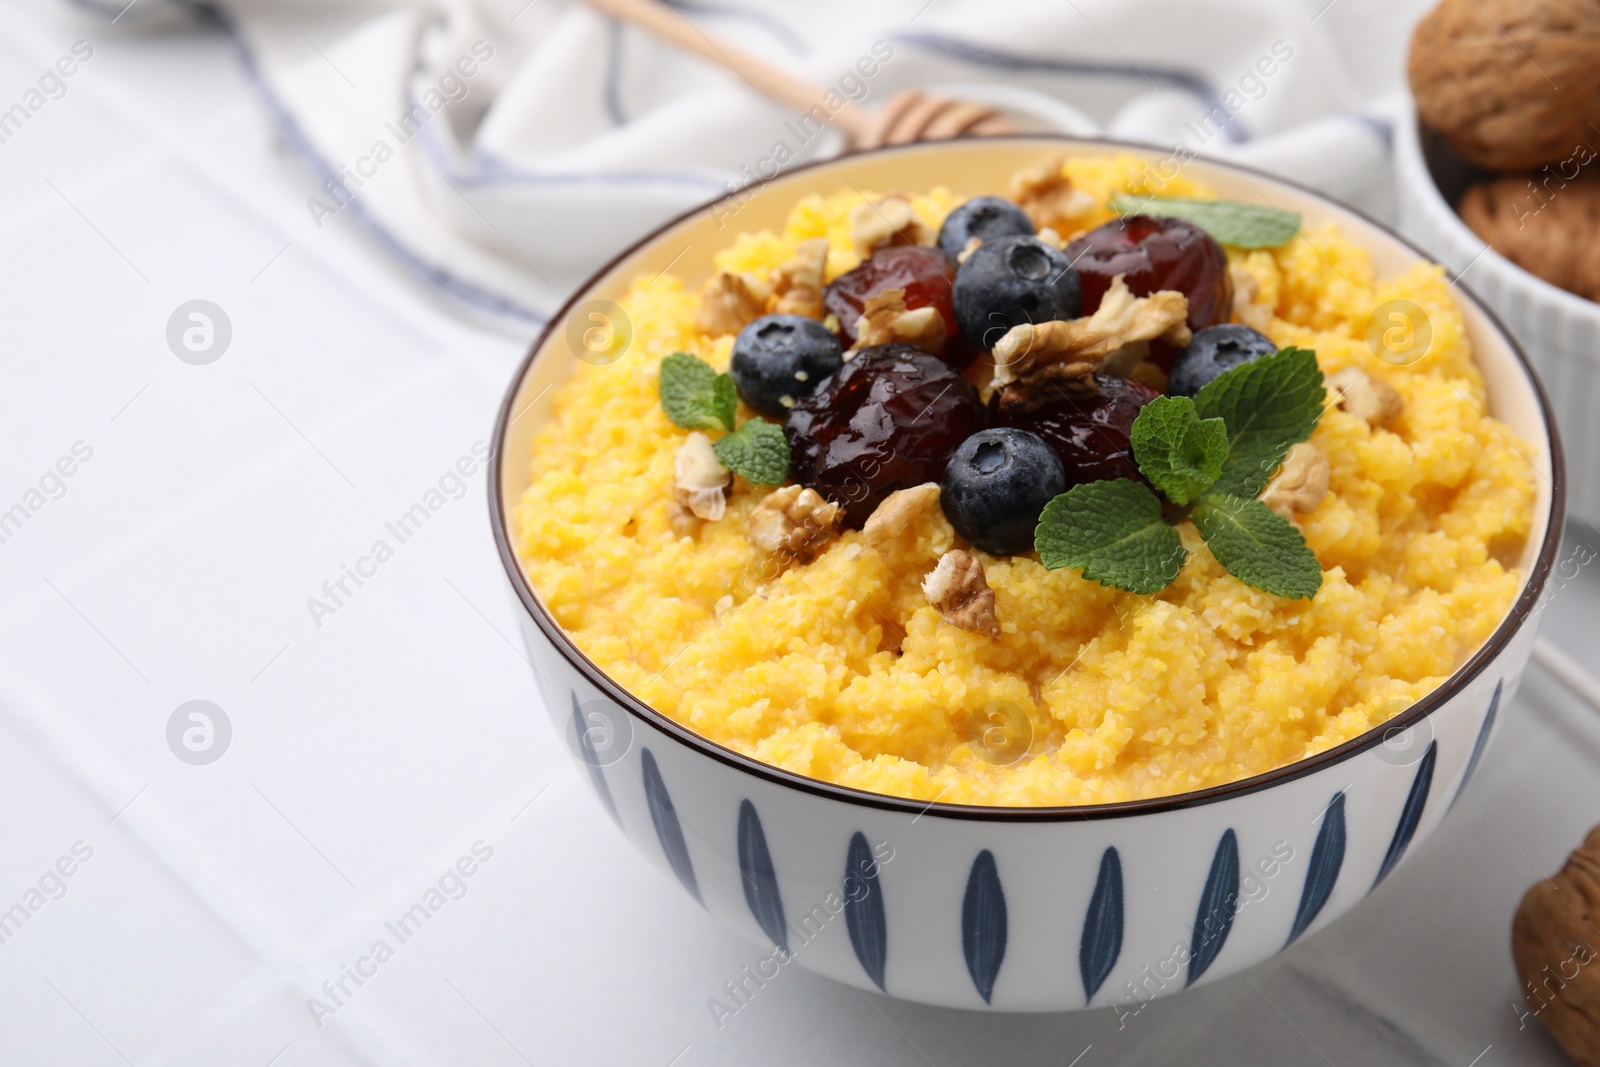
top-left (888, 31), bottom-right (1248, 143)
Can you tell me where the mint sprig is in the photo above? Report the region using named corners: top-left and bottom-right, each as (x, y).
top-left (1109, 194), bottom-right (1300, 249)
top-left (1034, 347), bottom-right (1325, 599)
top-left (658, 351), bottom-right (790, 486)
top-left (1036, 480), bottom-right (1184, 595)
top-left (1190, 494), bottom-right (1323, 600)
top-left (713, 419), bottom-right (789, 485)
top-left (1130, 396), bottom-right (1227, 506)
top-left (1195, 346), bottom-right (1324, 497)
top-left (659, 352), bottom-right (736, 431)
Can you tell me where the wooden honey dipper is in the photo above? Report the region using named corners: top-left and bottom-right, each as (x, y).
top-left (580, 0), bottom-right (1017, 149)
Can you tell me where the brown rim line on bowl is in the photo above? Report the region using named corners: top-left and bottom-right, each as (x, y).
top-left (491, 135), bottom-right (1564, 822)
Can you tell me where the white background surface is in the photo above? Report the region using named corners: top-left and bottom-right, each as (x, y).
top-left (2, 1), bottom-right (1599, 1063)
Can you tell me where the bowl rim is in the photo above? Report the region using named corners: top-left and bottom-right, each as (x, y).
top-left (489, 133), bottom-right (1566, 823)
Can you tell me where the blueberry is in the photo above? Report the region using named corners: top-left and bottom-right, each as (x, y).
top-left (1167, 324), bottom-right (1278, 397)
top-left (941, 428), bottom-right (1067, 555)
top-left (730, 314), bottom-right (844, 417)
top-left (936, 196), bottom-right (1036, 260)
top-left (952, 236), bottom-right (1082, 351)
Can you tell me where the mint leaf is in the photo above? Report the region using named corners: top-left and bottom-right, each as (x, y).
top-left (1110, 194), bottom-right (1300, 248)
top-left (1130, 396), bottom-right (1227, 506)
top-left (659, 352), bottom-right (736, 431)
top-left (1035, 480), bottom-right (1186, 595)
top-left (1194, 346), bottom-right (1325, 498)
top-left (713, 418), bottom-right (789, 485)
top-left (1191, 494), bottom-right (1322, 599)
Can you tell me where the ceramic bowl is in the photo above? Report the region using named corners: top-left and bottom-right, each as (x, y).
top-left (490, 136), bottom-right (1564, 1012)
top-left (1395, 99), bottom-right (1600, 526)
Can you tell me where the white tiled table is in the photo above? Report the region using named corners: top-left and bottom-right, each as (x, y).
top-left (1, 3), bottom-right (1596, 1063)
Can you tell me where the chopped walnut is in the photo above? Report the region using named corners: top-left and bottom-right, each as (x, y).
top-left (748, 485), bottom-right (842, 563)
top-left (1036, 226), bottom-right (1066, 251)
top-left (770, 237), bottom-right (829, 318)
top-left (989, 275), bottom-right (1191, 409)
top-left (1328, 366), bottom-right (1403, 426)
top-left (922, 549), bottom-right (999, 636)
top-left (958, 236), bottom-right (982, 263)
top-left (1259, 442), bottom-right (1330, 519)
top-left (673, 432), bottom-right (731, 521)
top-left (1230, 262), bottom-right (1274, 333)
top-left (695, 270), bottom-right (770, 336)
top-left (668, 501), bottom-right (704, 539)
top-left (850, 195), bottom-right (932, 257)
top-left (851, 287), bottom-right (949, 354)
top-left (863, 482), bottom-right (941, 548)
top-left (1008, 156), bottom-right (1095, 231)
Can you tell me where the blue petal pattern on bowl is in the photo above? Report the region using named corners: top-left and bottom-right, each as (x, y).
top-left (843, 832), bottom-right (888, 992)
top-left (1372, 741), bottom-right (1437, 890)
top-left (1287, 792), bottom-right (1346, 946)
top-left (1079, 846), bottom-right (1123, 1003)
top-left (961, 850), bottom-right (1007, 1004)
top-left (641, 748), bottom-right (701, 904)
top-left (738, 799), bottom-right (788, 951)
top-left (570, 691), bottom-right (619, 824)
top-left (1187, 829), bottom-right (1239, 986)
top-left (1453, 678), bottom-right (1503, 806)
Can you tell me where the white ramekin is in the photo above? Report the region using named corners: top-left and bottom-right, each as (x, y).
top-left (1396, 98), bottom-right (1600, 526)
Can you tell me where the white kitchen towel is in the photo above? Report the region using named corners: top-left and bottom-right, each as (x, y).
top-left (70, 0), bottom-right (1429, 330)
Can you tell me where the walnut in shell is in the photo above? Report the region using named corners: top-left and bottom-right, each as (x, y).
top-left (1459, 172), bottom-right (1600, 302)
top-left (1409, 0), bottom-right (1600, 172)
top-left (1512, 822), bottom-right (1600, 1066)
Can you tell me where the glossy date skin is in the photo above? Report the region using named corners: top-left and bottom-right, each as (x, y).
top-left (989, 374), bottom-right (1162, 488)
top-left (786, 344), bottom-right (987, 527)
top-left (822, 246), bottom-right (976, 367)
top-left (1065, 215), bottom-right (1232, 369)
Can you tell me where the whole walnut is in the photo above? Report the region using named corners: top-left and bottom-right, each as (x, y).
top-left (1409, 0), bottom-right (1600, 171)
top-left (1512, 823), bottom-right (1600, 1066)
top-left (1459, 173), bottom-right (1600, 301)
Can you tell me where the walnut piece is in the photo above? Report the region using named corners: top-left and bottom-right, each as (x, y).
top-left (1008, 155), bottom-right (1095, 231)
top-left (668, 501), bottom-right (704, 539)
top-left (695, 270), bottom-right (769, 336)
top-left (851, 288), bottom-right (948, 354)
top-left (1512, 821), bottom-right (1600, 1067)
top-left (1328, 366), bottom-right (1403, 426)
top-left (850, 195), bottom-right (932, 257)
top-left (770, 237), bottom-right (830, 318)
top-left (1230, 262), bottom-right (1274, 333)
top-left (748, 485), bottom-right (842, 563)
top-left (1035, 226), bottom-right (1066, 251)
top-left (922, 549), bottom-right (999, 636)
top-left (863, 482), bottom-right (941, 548)
top-left (989, 275), bottom-right (1191, 406)
top-left (673, 432), bottom-right (730, 521)
top-left (1259, 442), bottom-right (1329, 519)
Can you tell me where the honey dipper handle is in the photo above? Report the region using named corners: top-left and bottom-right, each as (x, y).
top-left (580, 0), bottom-right (872, 141)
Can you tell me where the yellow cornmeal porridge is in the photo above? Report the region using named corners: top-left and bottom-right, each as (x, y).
top-left (514, 155), bottom-right (1536, 807)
